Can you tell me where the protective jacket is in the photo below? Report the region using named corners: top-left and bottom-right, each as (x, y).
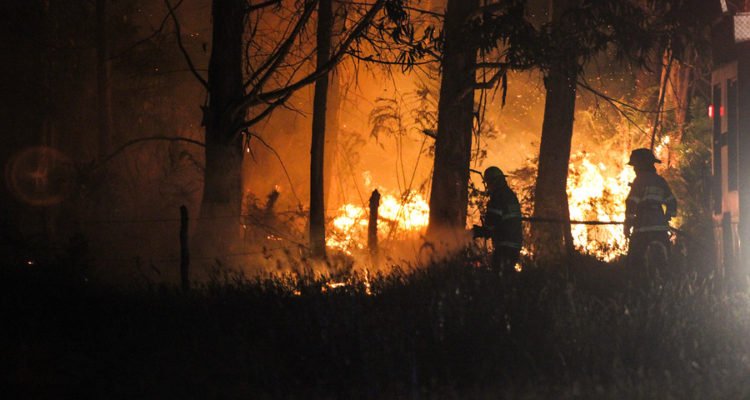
top-left (484, 183), bottom-right (523, 249)
top-left (625, 171), bottom-right (676, 234)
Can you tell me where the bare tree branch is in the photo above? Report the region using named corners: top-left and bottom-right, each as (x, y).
top-left (453, 63), bottom-right (508, 102)
top-left (577, 80), bottom-right (673, 114)
top-left (240, 93), bottom-right (292, 131)
top-left (110, 0), bottom-right (185, 60)
top-left (247, 132), bottom-right (303, 207)
top-left (343, 1), bottom-right (444, 18)
top-left (475, 62), bottom-right (506, 69)
top-left (347, 51), bottom-right (438, 66)
top-left (165, 0), bottom-right (209, 89)
top-left (577, 81), bottom-right (651, 137)
top-left (95, 136), bottom-right (205, 169)
top-left (245, 0), bottom-right (319, 91)
top-left (238, 0), bottom-right (387, 111)
top-left (247, 0), bottom-right (282, 12)
top-left (473, 64), bottom-right (508, 90)
top-left (422, 129), bottom-right (437, 139)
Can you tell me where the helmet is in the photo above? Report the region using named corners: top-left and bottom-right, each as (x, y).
top-left (483, 166), bottom-right (505, 185)
top-left (627, 148), bottom-right (661, 166)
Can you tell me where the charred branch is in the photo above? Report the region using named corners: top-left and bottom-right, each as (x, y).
top-left (347, 51), bottom-right (437, 66)
top-left (110, 0), bottom-right (185, 61)
top-left (247, 0), bottom-right (282, 12)
top-left (577, 80), bottom-right (654, 137)
top-left (239, 93), bottom-right (293, 132)
top-left (453, 63), bottom-right (508, 102)
top-left (94, 136), bottom-right (205, 170)
top-left (236, 0), bottom-right (387, 111)
top-left (473, 64), bottom-right (508, 90)
top-left (244, 0), bottom-right (319, 91)
top-left (248, 133), bottom-right (303, 208)
top-left (165, 0), bottom-right (209, 89)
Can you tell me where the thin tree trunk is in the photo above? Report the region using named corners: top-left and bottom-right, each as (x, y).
top-left (323, 2), bottom-right (344, 209)
top-left (530, 63), bottom-right (578, 263)
top-left (310, 0), bottom-right (334, 258)
top-left (199, 0), bottom-right (245, 243)
top-left (668, 59), bottom-right (693, 146)
top-left (323, 69), bottom-right (340, 210)
top-left (651, 49), bottom-right (673, 150)
top-left (528, 0), bottom-right (578, 263)
top-left (96, 0), bottom-right (114, 159)
top-left (426, 0), bottom-right (479, 239)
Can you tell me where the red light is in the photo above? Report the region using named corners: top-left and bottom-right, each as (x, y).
top-left (720, 106), bottom-right (726, 117)
top-left (708, 105), bottom-right (714, 118)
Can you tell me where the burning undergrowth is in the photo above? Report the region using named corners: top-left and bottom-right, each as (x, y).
top-left (509, 150), bottom-right (637, 262)
top-left (326, 189), bottom-right (429, 255)
top-left (241, 151), bottom-right (652, 272)
top-left (239, 184), bottom-right (431, 274)
top-left (567, 152), bottom-right (634, 261)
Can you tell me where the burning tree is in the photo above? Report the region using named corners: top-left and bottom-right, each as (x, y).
top-left (524, 0), bottom-right (656, 263)
top-left (469, 0), bottom-right (706, 263)
top-left (162, 0), bottom-right (711, 265)
top-left (425, 0), bottom-right (481, 239)
top-left (426, 1), bottom-right (527, 240)
top-left (166, 0), bottom-right (418, 253)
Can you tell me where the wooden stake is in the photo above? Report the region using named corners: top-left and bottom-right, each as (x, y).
top-left (368, 190), bottom-right (381, 266)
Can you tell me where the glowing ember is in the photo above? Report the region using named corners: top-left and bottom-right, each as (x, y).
top-left (326, 190), bottom-right (429, 254)
top-left (567, 152), bottom-right (634, 261)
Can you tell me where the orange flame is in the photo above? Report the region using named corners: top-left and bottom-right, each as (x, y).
top-left (567, 152), bottom-right (634, 261)
top-left (328, 152), bottom-right (643, 262)
top-left (326, 190), bottom-right (429, 254)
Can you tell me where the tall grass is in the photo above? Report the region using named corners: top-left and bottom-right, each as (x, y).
top-left (3, 254), bottom-right (750, 399)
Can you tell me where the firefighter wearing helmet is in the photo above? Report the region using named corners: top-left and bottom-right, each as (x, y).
top-left (624, 148), bottom-right (677, 267)
top-left (472, 166), bottom-right (523, 275)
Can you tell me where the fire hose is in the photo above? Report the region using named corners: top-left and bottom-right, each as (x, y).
top-left (521, 216), bottom-right (623, 225)
top-left (517, 216), bottom-right (712, 251)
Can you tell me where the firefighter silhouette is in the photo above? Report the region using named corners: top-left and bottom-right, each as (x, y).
top-left (473, 166), bottom-right (523, 275)
top-left (624, 148), bottom-right (677, 269)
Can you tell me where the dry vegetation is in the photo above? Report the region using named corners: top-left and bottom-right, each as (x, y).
top-left (4, 251), bottom-right (750, 398)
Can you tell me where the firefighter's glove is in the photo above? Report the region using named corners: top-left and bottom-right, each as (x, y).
top-left (472, 225), bottom-right (489, 239)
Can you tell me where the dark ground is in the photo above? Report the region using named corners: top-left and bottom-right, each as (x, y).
top-left (3, 252), bottom-right (750, 399)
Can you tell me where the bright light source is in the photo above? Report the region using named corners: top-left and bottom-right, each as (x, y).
top-left (708, 105), bottom-right (714, 118)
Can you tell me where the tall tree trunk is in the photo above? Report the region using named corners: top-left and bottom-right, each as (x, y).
top-left (199, 0), bottom-right (245, 244)
top-left (426, 0), bottom-right (479, 240)
top-left (323, 68), bottom-right (340, 210)
top-left (529, 0), bottom-right (578, 263)
top-left (310, 0), bottom-right (334, 258)
top-left (323, 2), bottom-right (345, 209)
top-left (96, 0), bottom-right (113, 159)
top-left (667, 59), bottom-right (693, 146)
top-left (530, 64), bottom-right (578, 262)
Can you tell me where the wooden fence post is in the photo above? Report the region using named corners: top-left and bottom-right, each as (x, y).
top-left (368, 190), bottom-right (381, 266)
top-left (180, 205), bottom-right (190, 290)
